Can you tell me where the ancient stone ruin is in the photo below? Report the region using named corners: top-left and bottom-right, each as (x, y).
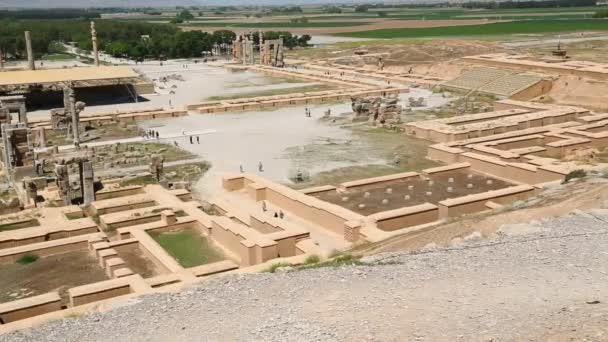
top-left (149, 154), bottom-right (165, 181)
top-left (54, 158), bottom-right (95, 206)
top-left (351, 95), bottom-right (402, 124)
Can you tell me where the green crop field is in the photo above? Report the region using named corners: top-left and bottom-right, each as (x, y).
top-left (338, 19), bottom-right (608, 39)
top-left (182, 21), bottom-right (371, 28)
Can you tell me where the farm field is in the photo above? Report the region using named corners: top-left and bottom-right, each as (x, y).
top-left (337, 19), bottom-right (608, 39)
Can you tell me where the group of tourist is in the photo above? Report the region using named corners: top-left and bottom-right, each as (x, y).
top-left (305, 107), bottom-right (312, 117)
top-left (143, 129), bottom-right (160, 140)
top-left (261, 201), bottom-right (285, 220)
top-left (189, 135), bottom-right (200, 144)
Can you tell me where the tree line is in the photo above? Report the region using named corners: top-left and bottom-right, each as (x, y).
top-left (0, 20), bottom-right (310, 61)
top-left (461, 0), bottom-right (597, 9)
top-left (0, 9), bottom-right (101, 20)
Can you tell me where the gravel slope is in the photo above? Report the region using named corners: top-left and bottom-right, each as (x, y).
top-left (3, 210), bottom-right (608, 342)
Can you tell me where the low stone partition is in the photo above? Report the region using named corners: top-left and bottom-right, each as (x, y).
top-left (0, 292), bottom-right (62, 324)
top-left (68, 275), bottom-right (149, 307)
top-left (188, 260), bottom-right (239, 277)
top-left (188, 87), bottom-right (407, 114)
top-left (438, 185), bottom-right (535, 218)
top-left (88, 194), bottom-right (157, 216)
top-left (210, 216), bottom-right (278, 267)
top-left (99, 206), bottom-right (170, 231)
top-left (0, 222), bottom-right (98, 250)
top-left (339, 172), bottom-right (420, 191)
top-left (299, 185), bottom-right (337, 195)
top-left (0, 233), bottom-right (105, 265)
top-left (223, 174), bottom-right (364, 240)
top-left (28, 108), bottom-right (187, 130)
top-left (370, 203), bottom-right (439, 232)
top-left (95, 185), bottom-right (145, 201)
top-left (421, 163), bottom-right (471, 177)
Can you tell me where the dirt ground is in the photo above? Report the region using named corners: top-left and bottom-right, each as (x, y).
top-left (0, 251), bottom-right (108, 305)
top-left (115, 246), bottom-right (161, 279)
top-left (182, 19), bottom-right (503, 35)
top-left (357, 175), bottom-right (608, 255)
top-left (315, 170), bottom-right (511, 216)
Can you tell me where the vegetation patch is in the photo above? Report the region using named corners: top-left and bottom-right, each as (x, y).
top-left (17, 254), bottom-right (40, 265)
top-left (338, 19), bottom-right (608, 39)
top-left (563, 169), bottom-right (587, 183)
top-left (149, 229), bottom-right (224, 268)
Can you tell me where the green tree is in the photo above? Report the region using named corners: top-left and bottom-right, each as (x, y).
top-left (177, 9), bottom-right (194, 21)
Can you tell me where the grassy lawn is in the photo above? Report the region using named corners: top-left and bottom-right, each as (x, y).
top-left (338, 19), bottom-right (608, 38)
top-left (149, 229), bottom-right (224, 268)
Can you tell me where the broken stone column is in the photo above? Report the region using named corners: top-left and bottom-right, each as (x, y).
top-left (0, 47), bottom-right (4, 69)
top-left (64, 85), bottom-right (85, 145)
top-left (55, 161), bottom-right (71, 206)
top-left (81, 160), bottom-right (95, 206)
top-left (24, 31), bottom-right (35, 71)
top-left (149, 154), bottom-right (164, 181)
top-left (90, 21), bottom-right (100, 67)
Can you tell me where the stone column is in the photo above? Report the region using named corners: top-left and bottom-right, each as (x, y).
top-left (0, 47), bottom-right (4, 69)
top-left (81, 160), bottom-right (95, 206)
top-left (259, 31), bottom-right (264, 65)
top-left (24, 31), bottom-right (35, 70)
top-left (68, 87), bottom-right (80, 145)
top-left (90, 21), bottom-right (100, 67)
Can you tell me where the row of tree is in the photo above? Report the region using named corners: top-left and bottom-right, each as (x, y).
top-left (461, 0), bottom-right (597, 9)
top-left (0, 20), bottom-right (310, 61)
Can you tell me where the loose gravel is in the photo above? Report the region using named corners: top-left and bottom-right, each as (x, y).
top-left (2, 210), bottom-right (608, 342)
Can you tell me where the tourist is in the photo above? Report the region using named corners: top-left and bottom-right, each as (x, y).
top-left (279, 210), bottom-right (284, 219)
top-left (156, 131), bottom-right (159, 139)
top-left (262, 201), bottom-right (267, 212)
top-left (169, 99), bottom-right (172, 107)
top-left (174, 141), bottom-right (178, 147)
top-left (189, 136), bottom-right (193, 144)
top-left (181, 129), bottom-right (185, 135)
top-left (240, 164), bottom-right (244, 173)
top-left (196, 136), bottom-right (200, 144)
top-left (274, 212), bottom-right (278, 218)
top-left (258, 162), bottom-right (264, 172)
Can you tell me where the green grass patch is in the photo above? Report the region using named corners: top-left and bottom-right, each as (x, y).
top-left (303, 254), bottom-right (320, 265)
top-left (337, 19), bottom-right (608, 39)
top-left (149, 229), bottom-right (224, 268)
top-left (182, 21), bottom-right (370, 28)
top-left (264, 262), bottom-right (292, 273)
top-left (17, 254), bottom-right (39, 265)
